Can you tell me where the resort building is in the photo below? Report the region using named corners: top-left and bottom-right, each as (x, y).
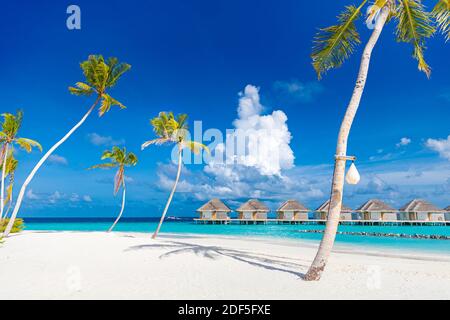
top-left (399, 199), bottom-right (446, 222)
top-left (236, 199), bottom-right (270, 220)
top-left (197, 199), bottom-right (232, 220)
top-left (445, 206), bottom-right (450, 222)
top-left (315, 199), bottom-right (353, 221)
top-left (276, 200), bottom-right (309, 221)
top-left (356, 199), bottom-right (398, 221)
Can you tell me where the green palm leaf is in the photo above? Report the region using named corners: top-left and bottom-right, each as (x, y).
top-left (99, 94), bottom-right (126, 117)
top-left (15, 138), bottom-right (43, 153)
top-left (312, 0), bottom-right (368, 79)
top-left (69, 82), bottom-right (95, 96)
top-left (182, 141), bottom-right (210, 155)
top-left (433, 0), bottom-right (450, 41)
top-left (87, 163), bottom-right (118, 170)
top-left (396, 0), bottom-right (436, 78)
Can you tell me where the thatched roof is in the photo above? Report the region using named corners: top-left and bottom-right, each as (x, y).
top-left (356, 199), bottom-right (397, 213)
top-left (197, 199), bottom-right (231, 212)
top-left (399, 199), bottom-right (445, 213)
top-left (237, 199), bottom-right (269, 212)
top-left (445, 206), bottom-right (450, 212)
top-left (277, 200), bottom-right (309, 212)
top-left (315, 199), bottom-right (352, 213)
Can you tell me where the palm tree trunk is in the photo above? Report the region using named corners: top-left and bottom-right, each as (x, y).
top-left (0, 143), bottom-right (10, 220)
top-left (152, 145), bottom-right (182, 239)
top-left (2, 96), bottom-right (101, 238)
top-left (108, 180), bottom-right (126, 233)
top-left (304, 7), bottom-right (390, 281)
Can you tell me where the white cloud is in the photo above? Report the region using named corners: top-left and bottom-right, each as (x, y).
top-left (426, 135), bottom-right (450, 161)
top-left (82, 195), bottom-right (92, 202)
top-left (48, 191), bottom-right (62, 204)
top-left (26, 189), bottom-right (40, 200)
top-left (208, 85), bottom-right (295, 176)
top-left (87, 133), bottom-right (125, 147)
top-left (48, 154), bottom-right (68, 165)
top-left (273, 79), bottom-right (323, 103)
top-left (396, 137), bottom-right (411, 147)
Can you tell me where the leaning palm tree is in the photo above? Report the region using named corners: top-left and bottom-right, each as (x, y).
top-left (0, 150), bottom-right (18, 220)
top-left (305, 0), bottom-right (448, 281)
top-left (89, 146), bottom-right (138, 232)
top-left (142, 112), bottom-right (209, 239)
top-left (2, 55), bottom-right (131, 237)
top-left (0, 111), bottom-right (42, 220)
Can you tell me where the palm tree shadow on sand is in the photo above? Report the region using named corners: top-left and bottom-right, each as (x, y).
top-left (125, 241), bottom-right (306, 279)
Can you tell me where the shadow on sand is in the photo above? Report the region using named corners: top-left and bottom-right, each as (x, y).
top-left (125, 240), bottom-right (306, 279)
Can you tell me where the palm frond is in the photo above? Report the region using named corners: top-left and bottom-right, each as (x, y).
top-left (182, 141), bottom-right (210, 155)
top-left (1, 110), bottom-right (23, 139)
top-left (312, 0), bottom-right (368, 79)
top-left (98, 94), bottom-right (126, 117)
top-left (141, 138), bottom-right (171, 150)
top-left (367, 0), bottom-right (390, 20)
top-left (433, 0), bottom-right (450, 41)
top-left (15, 138), bottom-right (43, 153)
top-left (125, 152), bottom-right (138, 166)
top-left (87, 163), bottom-right (118, 170)
top-left (68, 82), bottom-right (95, 96)
top-left (396, 0), bottom-right (436, 78)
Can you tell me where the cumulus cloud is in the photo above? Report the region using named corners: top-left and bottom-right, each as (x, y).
top-left (87, 133), bottom-right (125, 147)
top-left (396, 137), bottom-right (411, 148)
top-left (26, 189), bottom-right (40, 200)
top-left (426, 135), bottom-right (450, 161)
top-left (48, 154), bottom-right (68, 165)
top-left (208, 85), bottom-right (294, 176)
top-left (273, 79), bottom-right (323, 103)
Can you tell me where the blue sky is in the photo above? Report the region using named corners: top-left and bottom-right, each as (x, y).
top-left (1, 0), bottom-right (449, 218)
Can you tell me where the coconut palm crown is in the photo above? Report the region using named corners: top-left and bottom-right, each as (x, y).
top-left (69, 55), bottom-right (131, 116)
top-left (312, 0), bottom-right (448, 80)
top-left (0, 111), bottom-right (42, 154)
top-left (89, 146), bottom-right (138, 194)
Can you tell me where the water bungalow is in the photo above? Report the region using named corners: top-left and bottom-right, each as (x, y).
top-left (356, 199), bottom-right (398, 221)
top-left (315, 199), bottom-right (353, 221)
top-left (276, 200), bottom-right (309, 221)
top-left (445, 206), bottom-right (450, 221)
top-left (399, 199), bottom-right (446, 222)
top-left (196, 199), bottom-right (231, 221)
top-left (236, 199), bottom-right (270, 221)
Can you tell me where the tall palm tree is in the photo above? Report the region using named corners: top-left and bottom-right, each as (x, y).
top-left (89, 146), bottom-right (138, 232)
top-left (142, 112), bottom-right (209, 239)
top-left (0, 111), bottom-right (42, 220)
top-left (2, 55), bottom-right (131, 237)
top-left (305, 0), bottom-right (448, 281)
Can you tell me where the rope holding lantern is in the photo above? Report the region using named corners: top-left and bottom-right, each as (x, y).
top-left (335, 154), bottom-right (360, 185)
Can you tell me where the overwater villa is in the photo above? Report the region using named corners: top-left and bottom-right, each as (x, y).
top-left (276, 200), bottom-right (309, 221)
top-left (197, 199), bottom-right (232, 221)
top-left (315, 199), bottom-right (353, 220)
top-left (445, 206), bottom-right (450, 221)
top-left (356, 199), bottom-right (398, 221)
top-left (236, 199), bottom-right (270, 221)
top-left (399, 199), bottom-right (446, 222)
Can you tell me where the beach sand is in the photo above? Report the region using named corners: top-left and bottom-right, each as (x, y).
top-left (1, 231), bottom-right (450, 300)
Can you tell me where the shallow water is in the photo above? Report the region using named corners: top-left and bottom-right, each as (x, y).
top-left (23, 218), bottom-right (450, 255)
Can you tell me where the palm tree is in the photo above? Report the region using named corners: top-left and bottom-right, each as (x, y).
top-left (89, 146), bottom-right (138, 232)
top-left (2, 55), bottom-right (131, 237)
top-left (142, 112), bottom-right (209, 239)
top-left (0, 111), bottom-right (42, 220)
top-left (1, 151), bottom-right (18, 220)
top-left (305, 0), bottom-right (448, 281)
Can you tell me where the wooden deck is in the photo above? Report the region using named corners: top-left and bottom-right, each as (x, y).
top-left (193, 218), bottom-right (450, 226)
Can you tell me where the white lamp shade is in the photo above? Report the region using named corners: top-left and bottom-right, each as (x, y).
top-left (346, 163), bottom-right (360, 185)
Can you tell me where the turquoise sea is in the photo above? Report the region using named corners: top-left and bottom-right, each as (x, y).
top-left (23, 218), bottom-right (450, 255)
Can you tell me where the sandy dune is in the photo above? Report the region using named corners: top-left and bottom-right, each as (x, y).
top-left (1, 231), bottom-right (450, 300)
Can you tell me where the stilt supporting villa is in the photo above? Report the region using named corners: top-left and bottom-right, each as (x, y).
top-left (315, 199), bottom-right (353, 221)
top-left (356, 199), bottom-right (398, 221)
top-left (399, 199), bottom-right (446, 222)
top-left (276, 200), bottom-right (309, 221)
top-left (236, 199), bottom-right (269, 223)
top-left (197, 199), bottom-right (231, 222)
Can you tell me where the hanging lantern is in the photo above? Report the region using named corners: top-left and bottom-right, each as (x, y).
top-left (346, 162), bottom-right (360, 185)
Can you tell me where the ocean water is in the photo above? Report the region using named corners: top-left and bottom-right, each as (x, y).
top-left (23, 218), bottom-right (450, 255)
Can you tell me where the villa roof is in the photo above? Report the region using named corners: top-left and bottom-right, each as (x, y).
top-left (315, 199), bottom-right (352, 213)
top-left (197, 199), bottom-right (231, 212)
top-left (277, 200), bottom-right (309, 212)
top-left (399, 199), bottom-right (445, 213)
top-left (445, 206), bottom-right (450, 212)
top-left (356, 199), bottom-right (397, 213)
top-left (237, 199), bottom-right (270, 212)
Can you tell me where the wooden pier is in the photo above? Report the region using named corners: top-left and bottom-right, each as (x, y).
top-left (193, 218), bottom-right (450, 226)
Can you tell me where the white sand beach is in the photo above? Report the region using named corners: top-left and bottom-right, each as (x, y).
top-left (1, 231), bottom-right (450, 300)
